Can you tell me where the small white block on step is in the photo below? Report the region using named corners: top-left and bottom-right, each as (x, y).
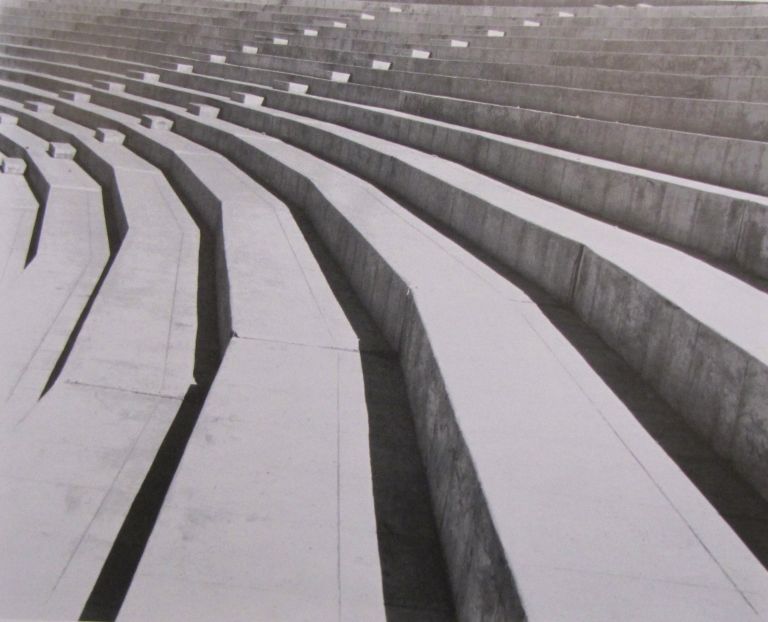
top-left (487, 29), bottom-right (505, 36)
top-left (450, 39), bottom-right (468, 47)
top-left (95, 128), bottom-right (125, 144)
top-left (187, 102), bottom-right (220, 118)
top-left (371, 59), bottom-right (391, 70)
top-left (1, 157), bottom-right (25, 174)
top-left (231, 91), bottom-right (265, 106)
top-left (411, 49), bottom-right (430, 58)
top-left (93, 80), bottom-right (125, 92)
top-left (330, 71), bottom-right (350, 82)
top-left (273, 37), bottom-right (289, 45)
top-left (140, 114), bottom-right (173, 130)
top-left (59, 90), bottom-right (90, 103)
top-left (558, 11), bottom-right (574, 16)
top-left (241, 45), bottom-right (259, 54)
top-left (273, 80), bottom-right (309, 94)
top-left (48, 142), bottom-right (76, 159)
top-left (24, 101), bottom-right (54, 113)
top-left (162, 62), bottom-right (194, 72)
top-left (126, 70), bottom-right (160, 82)
top-left (389, 6), bottom-right (402, 12)
top-left (523, 20), bottom-right (540, 26)
top-left (303, 28), bottom-right (318, 36)
top-left (208, 54), bottom-right (226, 63)
top-left (360, 13), bottom-right (375, 20)
top-left (332, 21), bottom-right (347, 28)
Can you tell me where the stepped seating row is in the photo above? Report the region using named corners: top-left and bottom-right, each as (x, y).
top-left (5, 14), bottom-right (767, 146)
top-left (0, 76), bottom-right (397, 620)
top-left (1, 46), bottom-right (766, 277)
top-left (1, 0), bottom-right (767, 620)
top-left (8, 71), bottom-right (761, 622)
top-left (2, 35), bottom-right (768, 205)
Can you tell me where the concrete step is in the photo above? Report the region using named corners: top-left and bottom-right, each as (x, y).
top-left (21, 61), bottom-right (768, 499)
top-left (6, 51), bottom-right (765, 279)
top-left (0, 77), bottom-right (426, 622)
top-left (0, 119), bottom-right (107, 414)
top-left (107, 14), bottom-right (762, 102)
top-left (0, 156), bottom-right (38, 288)
top-left (3, 27), bottom-right (764, 144)
top-left (2, 40), bottom-right (764, 205)
top-left (90, 76), bottom-right (768, 621)
top-left (4, 52), bottom-right (763, 540)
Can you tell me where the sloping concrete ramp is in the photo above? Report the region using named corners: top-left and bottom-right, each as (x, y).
top-left (0, 0), bottom-right (766, 621)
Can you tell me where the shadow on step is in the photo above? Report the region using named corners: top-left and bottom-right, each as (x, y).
top-left (80, 383), bottom-right (210, 622)
top-left (80, 174), bottom-right (224, 621)
top-left (387, 190), bottom-right (768, 570)
top-left (284, 197), bottom-right (457, 621)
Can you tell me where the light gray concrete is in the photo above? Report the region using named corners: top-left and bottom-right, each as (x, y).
top-left (0, 95), bottom-right (199, 619)
top-left (1, 1), bottom-right (767, 620)
top-left (2, 38), bottom-right (767, 203)
top-left (0, 77), bottom-right (388, 620)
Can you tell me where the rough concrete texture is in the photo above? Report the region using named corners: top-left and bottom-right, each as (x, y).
top-left (0, 0), bottom-right (767, 621)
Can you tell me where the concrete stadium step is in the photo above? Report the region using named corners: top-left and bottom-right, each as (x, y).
top-left (60, 6), bottom-right (760, 75)
top-left (0, 101), bottom-right (200, 619)
top-left (3, 46), bottom-right (765, 252)
top-left (9, 35), bottom-right (766, 193)
top-left (87, 8), bottom-right (768, 44)
top-left (29, 20), bottom-right (763, 81)
top-left (93, 81), bottom-right (768, 620)
top-left (69, 13), bottom-right (761, 103)
top-left (0, 97), bottom-right (199, 400)
top-left (28, 21), bottom-right (768, 137)
top-left (10, 7), bottom-right (768, 66)
top-left (2, 31), bottom-right (764, 149)
top-left (22, 4), bottom-right (762, 58)
top-left (2, 63), bottom-right (767, 619)
top-left (4, 58), bottom-right (768, 515)
top-left (0, 118), bottom-right (108, 417)
top-left (0, 78), bottom-right (446, 620)
top-left (0, 151), bottom-right (37, 287)
top-left (30, 62), bottom-right (768, 497)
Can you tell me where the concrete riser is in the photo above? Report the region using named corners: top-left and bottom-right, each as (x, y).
top-left (0, 56), bottom-right (766, 501)
top-left (4, 31), bottom-right (766, 201)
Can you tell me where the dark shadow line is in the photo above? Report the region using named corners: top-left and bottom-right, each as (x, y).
top-left (79, 382), bottom-right (210, 622)
top-left (265, 190), bottom-right (456, 620)
top-left (79, 165), bottom-right (223, 622)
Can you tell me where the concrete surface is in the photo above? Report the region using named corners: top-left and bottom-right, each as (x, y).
top-left (0, 1), bottom-right (767, 620)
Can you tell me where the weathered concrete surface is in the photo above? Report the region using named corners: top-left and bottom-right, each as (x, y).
top-left (0, 163), bottom-right (37, 287)
top-left (0, 119), bottom-right (107, 413)
top-left (0, 99), bottom-right (199, 618)
top-left (0, 0), bottom-right (767, 620)
top-left (2, 37), bottom-right (766, 199)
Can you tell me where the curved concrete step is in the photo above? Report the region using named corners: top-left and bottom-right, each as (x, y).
top-left (0, 119), bottom-right (108, 416)
top-left (0, 150), bottom-right (37, 287)
top-left (9, 63), bottom-right (767, 504)
top-left (0, 101), bottom-right (202, 618)
top-left (0, 80), bottom-right (398, 621)
top-left (3, 52), bottom-right (764, 281)
top-left (5, 20), bottom-right (764, 142)
top-left (19, 14), bottom-right (768, 104)
top-left (2, 40), bottom-right (766, 205)
top-left (4, 64), bottom-right (768, 620)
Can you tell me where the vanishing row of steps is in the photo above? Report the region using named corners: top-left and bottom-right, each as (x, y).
top-left (0, 0), bottom-right (766, 621)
